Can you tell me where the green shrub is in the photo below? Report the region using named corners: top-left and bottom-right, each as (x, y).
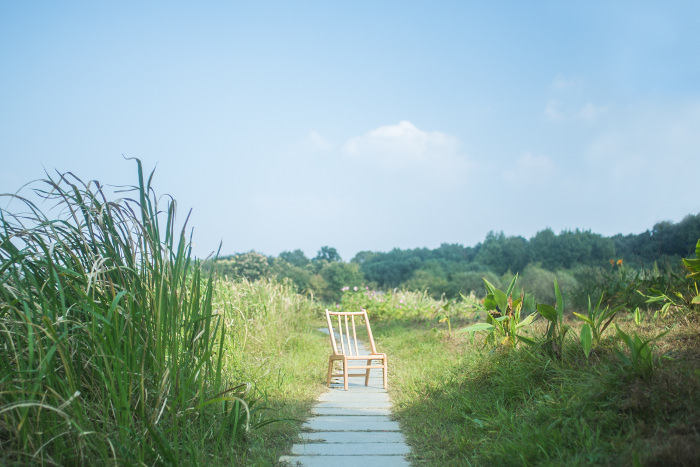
top-left (216, 251), bottom-right (272, 281)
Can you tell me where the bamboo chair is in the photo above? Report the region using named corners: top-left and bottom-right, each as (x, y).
top-left (325, 309), bottom-right (388, 391)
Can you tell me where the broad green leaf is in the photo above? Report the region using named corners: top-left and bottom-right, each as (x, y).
top-left (483, 293), bottom-right (498, 310)
top-left (645, 296), bottom-right (667, 304)
top-left (615, 324), bottom-right (634, 349)
top-left (515, 313), bottom-right (536, 329)
top-left (517, 335), bottom-right (538, 346)
top-left (683, 257), bottom-right (700, 278)
top-left (692, 295), bottom-right (700, 304)
top-left (572, 311), bottom-right (594, 327)
top-left (634, 307), bottom-right (642, 326)
top-left (580, 324), bottom-right (592, 358)
top-left (512, 297), bottom-right (523, 310)
top-left (460, 323), bottom-right (495, 333)
top-left (537, 303), bottom-right (557, 322)
top-left (483, 277), bottom-right (497, 295)
top-left (505, 273), bottom-right (518, 298)
top-left (494, 289), bottom-right (508, 312)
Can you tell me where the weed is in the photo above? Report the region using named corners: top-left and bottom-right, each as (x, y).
top-left (572, 294), bottom-right (619, 358)
top-left (461, 275), bottom-right (537, 348)
top-left (536, 278), bottom-right (571, 358)
top-left (614, 324), bottom-right (670, 378)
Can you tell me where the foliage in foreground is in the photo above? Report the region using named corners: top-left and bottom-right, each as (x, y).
top-left (0, 163), bottom-right (243, 464)
top-left (382, 320), bottom-right (700, 466)
top-left (0, 164), bottom-right (329, 466)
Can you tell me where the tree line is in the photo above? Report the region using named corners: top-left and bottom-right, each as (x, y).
top-left (208, 213), bottom-right (700, 305)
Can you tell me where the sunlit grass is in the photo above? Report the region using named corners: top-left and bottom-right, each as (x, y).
top-left (212, 277), bottom-right (328, 465)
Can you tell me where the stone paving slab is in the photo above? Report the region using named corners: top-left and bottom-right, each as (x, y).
top-left (299, 431), bottom-right (406, 444)
top-left (311, 406), bottom-right (392, 416)
top-left (292, 442), bottom-right (411, 456)
top-left (315, 400), bottom-right (391, 408)
top-left (318, 389), bottom-right (388, 401)
top-left (279, 455), bottom-right (410, 467)
top-left (304, 417), bottom-right (401, 432)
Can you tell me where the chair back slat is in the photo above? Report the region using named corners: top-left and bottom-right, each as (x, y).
top-left (326, 312), bottom-right (339, 354)
top-left (326, 310), bottom-right (377, 356)
top-left (337, 315), bottom-right (346, 355)
top-left (344, 315), bottom-right (352, 355)
top-left (364, 313), bottom-right (378, 354)
top-left (351, 315), bottom-right (359, 355)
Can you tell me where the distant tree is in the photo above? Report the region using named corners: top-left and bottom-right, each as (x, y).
top-left (314, 246), bottom-right (342, 263)
top-left (451, 271), bottom-right (501, 297)
top-left (279, 249), bottom-right (310, 268)
top-left (473, 231), bottom-right (529, 275)
top-left (435, 243), bottom-right (475, 263)
top-left (678, 214), bottom-right (700, 255)
top-left (271, 256), bottom-right (312, 293)
top-left (359, 248), bottom-right (424, 288)
top-left (351, 250), bottom-right (377, 265)
top-left (218, 251), bottom-right (271, 281)
top-left (403, 268), bottom-right (449, 299)
top-left (530, 228), bottom-right (558, 270)
top-left (266, 212), bottom-right (700, 298)
top-left (612, 213), bottom-right (700, 266)
top-left (318, 262), bottom-right (364, 303)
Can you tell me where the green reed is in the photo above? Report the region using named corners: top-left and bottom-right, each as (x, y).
top-left (0, 161), bottom-right (245, 465)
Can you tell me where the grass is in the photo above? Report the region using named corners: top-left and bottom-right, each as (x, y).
top-left (0, 163), bottom-right (328, 465)
top-left (211, 277), bottom-right (328, 465)
top-left (0, 162), bottom-right (247, 465)
top-left (3, 161), bottom-right (699, 465)
top-left (378, 310), bottom-right (700, 466)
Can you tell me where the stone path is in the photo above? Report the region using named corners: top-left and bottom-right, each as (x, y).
top-left (279, 340), bottom-right (411, 466)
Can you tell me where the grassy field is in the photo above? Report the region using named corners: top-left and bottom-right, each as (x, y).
top-left (2, 163), bottom-right (698, 465)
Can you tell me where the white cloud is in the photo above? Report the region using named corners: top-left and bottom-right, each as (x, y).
top-left (341, 120), bottom-right (468, 175)
top-left (545, 100), bottom-right (607, 123)
top-left (544, 100), bottom-right (564, 121)
top-left (305, 130), bottom-right (333, 151)
top-left (552, 74), bottom-right (582, 90)
top-left (546, 75), bottom-right (607, 124)
top-left (502, 152), bottom-right (555, 182)
top-left (577, 102), bottom-right (608, 123)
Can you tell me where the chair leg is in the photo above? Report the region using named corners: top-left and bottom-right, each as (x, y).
top-left (365, 359), bottom-right (371, 386)
top-left (326, 358), bottom-right (334, 387)
top-left (383, 357), bottom-right (388, 389)
top-left (343, 357), bottom-right (349, 391)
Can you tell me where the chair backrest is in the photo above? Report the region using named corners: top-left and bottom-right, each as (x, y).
top-left (325, 310), bottom-right (379, 356)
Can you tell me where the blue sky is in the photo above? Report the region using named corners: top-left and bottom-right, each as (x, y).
top-left (2, 1), bottom-right (699, 261)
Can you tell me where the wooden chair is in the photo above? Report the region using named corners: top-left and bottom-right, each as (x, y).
top-left (325, 309), bottom-right (388, 391)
